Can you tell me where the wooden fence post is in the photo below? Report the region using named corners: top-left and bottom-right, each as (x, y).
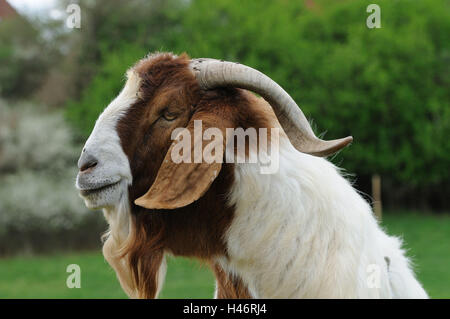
top-left (372, 174), bottom-right (382, 221)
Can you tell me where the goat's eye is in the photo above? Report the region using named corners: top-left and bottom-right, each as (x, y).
top-left (162, 111), bottom-right (177, 121)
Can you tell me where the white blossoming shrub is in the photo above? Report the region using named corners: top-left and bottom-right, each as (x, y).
top-left (0, 101), bottom-right (77, 173)
top-left (0, 100), bottom-right (105, 255)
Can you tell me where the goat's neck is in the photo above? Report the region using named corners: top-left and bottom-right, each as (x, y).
top-left (221, 139), bottom-right (371, 298)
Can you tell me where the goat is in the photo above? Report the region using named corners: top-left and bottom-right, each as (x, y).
top-left (76, 52), bottom-right (428, 298)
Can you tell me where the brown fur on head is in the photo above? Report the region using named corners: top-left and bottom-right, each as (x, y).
top-left (114, 53), bottom-right (272, 298)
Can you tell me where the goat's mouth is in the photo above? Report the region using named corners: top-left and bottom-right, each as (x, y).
top-left (79, 180), bottom-right (121, 197)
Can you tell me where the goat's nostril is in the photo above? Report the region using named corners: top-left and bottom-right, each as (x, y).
top-left (78, 151), bottom-right (99, 173)
top-left (79, 160), bottom-right (98, 172)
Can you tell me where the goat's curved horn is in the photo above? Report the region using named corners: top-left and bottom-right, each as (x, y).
top-left (189, 58), bottom-right (352, 157)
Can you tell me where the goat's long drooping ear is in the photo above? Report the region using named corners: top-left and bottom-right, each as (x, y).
top-left (135, 112), bottom-right (229, 210)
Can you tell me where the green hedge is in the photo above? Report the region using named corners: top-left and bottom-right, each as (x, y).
top-left (65, 0), bottom-right (449, 210)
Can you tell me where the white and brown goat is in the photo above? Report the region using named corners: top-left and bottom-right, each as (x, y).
top-left (76, 52), bottom-right (428, 298)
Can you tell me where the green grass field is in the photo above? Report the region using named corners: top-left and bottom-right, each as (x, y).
top-left (0, 212), bottom-right (448, 298)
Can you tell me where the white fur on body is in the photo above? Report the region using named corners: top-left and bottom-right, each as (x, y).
top-left (101, 135), bottom-right (428, 299)
top-left (217, 137), bottom-right (428, 298)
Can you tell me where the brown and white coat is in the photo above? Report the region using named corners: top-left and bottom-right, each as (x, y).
top-left (76, 53), bottom-right (428, 299)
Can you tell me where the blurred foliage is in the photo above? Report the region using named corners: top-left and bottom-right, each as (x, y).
top-left (66, 44), bottom-right (148, 134)
top-left (0, 100), bottom-right (105, 255)
top-left (0, 13), bottom-right (68, 101)
top-left (65, 0), bottom-right (449, 210)
top-left (0, 102), bottom-right (76, 173)
top-left (63, 0), bottom-right (185, 99)
top-left (0, 17), bottom-right (47, 99)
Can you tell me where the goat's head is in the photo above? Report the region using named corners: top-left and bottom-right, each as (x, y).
top-left (76, 52), bottom-right (352, 211)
